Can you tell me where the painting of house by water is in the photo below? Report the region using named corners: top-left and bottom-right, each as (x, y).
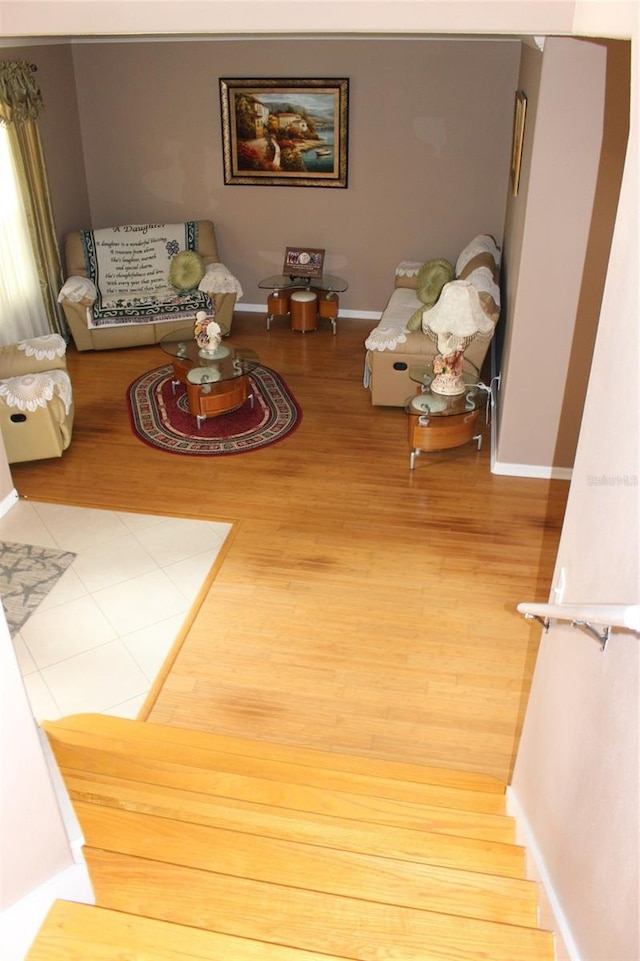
top-left (220, 78), bottom-right (349, 188)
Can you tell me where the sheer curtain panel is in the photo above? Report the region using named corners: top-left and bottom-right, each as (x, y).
top-left (0, 123), bottom-right (49, 343)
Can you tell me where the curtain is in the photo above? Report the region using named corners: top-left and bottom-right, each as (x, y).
top-left (0, 124), bottom-right (49, 342)
top-left (0, 60), bottom-right (67, 343)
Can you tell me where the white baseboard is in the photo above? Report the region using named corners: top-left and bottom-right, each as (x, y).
top-left (491, 458), bottom-right (573, 480)
top-left (239, 301), bottom-right (381, 321)
top-left (507, 786), bottom-right (579, 961)
top-left (0, 487), bottom-right (20, 517)
top-left (0, 488), bottom-right (19, 519)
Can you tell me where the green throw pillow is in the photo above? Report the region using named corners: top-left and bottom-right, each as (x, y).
top-left (416, 258), bottom-right (454, 307)
top-left (407, 306), bottom-right (425, 331)
top-left (169, 251), bottom-right (206, 291)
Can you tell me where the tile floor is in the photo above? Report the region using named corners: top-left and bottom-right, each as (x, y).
top-left (1, 499), bottom-right (231, 723)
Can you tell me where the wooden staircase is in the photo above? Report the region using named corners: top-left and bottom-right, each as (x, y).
top-left (27, 714), bottom-right (555, 960)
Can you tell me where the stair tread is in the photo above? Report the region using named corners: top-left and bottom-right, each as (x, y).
top-left (45, 725), bottom-right (506, 816)
top-left (60, 764), bottom-right (514, 841)
top-left (64, 771), bottom-right (525, 879)
top-left (25, 900), bottom-right (353, 961)
top-left (85, 848), bottom-right (556, 961)
top-left (75, 801), bottom-right (535, 923)
top-left (45, 714), bottom-right (505, 794)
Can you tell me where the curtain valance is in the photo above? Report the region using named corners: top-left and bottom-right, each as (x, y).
top-left (0, 61), bottom-right (43, 126)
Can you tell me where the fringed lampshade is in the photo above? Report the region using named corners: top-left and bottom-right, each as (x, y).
top-left (423, 280), bottom-right (495, 394)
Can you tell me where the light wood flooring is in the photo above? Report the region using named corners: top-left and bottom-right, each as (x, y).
top-left (12, 312), bottom-right (569, 782)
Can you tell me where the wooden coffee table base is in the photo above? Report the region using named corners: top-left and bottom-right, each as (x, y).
top-left (407, 409), bottom-right (482, 469)
top-left (185, 375), bottom-right (251, 428)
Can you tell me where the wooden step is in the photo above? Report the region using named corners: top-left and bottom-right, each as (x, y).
top-left (74, 801), bottom-right (535, 924)
top-left (25, 899), bottom-right (353, 961)
top-left (45, 720), bottom-right (507, 815)
top-left (40, 715), bottom-right (554, 960)
top-left (60, 760), bottom-right (515, 842)
top-left (64, 770), bottom-right (525, 879)
top-left (84, 848), bottom-right (555, 961)
top-left (53, 740), bottom-right (515, 841)
top-left (45, 713), bottom-right (506, 794)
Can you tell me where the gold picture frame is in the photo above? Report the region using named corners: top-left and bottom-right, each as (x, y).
top-left (511, 90), bottom-right (527, 197)
top-left (220, 78), bottom-right (349, 188)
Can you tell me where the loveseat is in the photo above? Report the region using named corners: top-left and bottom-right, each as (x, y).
top-left (58, 220), bottom-right (243, 351)
top-left (0, 334), bottom-right (74, 463)
top-left (364, 235), bottom-right (501, 406)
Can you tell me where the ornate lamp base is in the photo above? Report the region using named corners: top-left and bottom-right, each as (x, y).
top-left (430, 371), bottom-right (466, 395)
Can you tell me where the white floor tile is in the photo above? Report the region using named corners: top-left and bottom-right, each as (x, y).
top-left (22, 672), bottom-right (62, 723)
top-left (164, 549), bottom-right (218, 599)
top-left (0, 501), bottom-right (59, 549)
top-left (117, 510), bottom-right (179, 533)
top-left (41, 641), bottom-right (149, 715)
top-left (121, 613), bottom-right (186, 681)
top-left (11, 632), bottom-right (37, 675)
top-left (35, 566), bottom-right (89, 612)
top-left (32, 503), bottom-right (132, 552)
top-left (104, 693), bottom-right (148, 719)
top-left (92, 569), bottom-right (189, 636)
top-left (70, 533), bottom-right (158, 594)
top-left (134, 517), bottom-right (229, 567)
top-left (2, 500), bottom-right (232, 721)
top-left (21, 594), bottom-right (118, 669)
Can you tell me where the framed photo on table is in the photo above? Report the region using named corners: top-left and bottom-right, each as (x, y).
top-left (220, 77), bottom-right (349, 188)
top-left (283, 247), bottom-right (325, 279)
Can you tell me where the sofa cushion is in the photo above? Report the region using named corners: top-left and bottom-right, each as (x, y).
top-left (169, 250), bottom-right (206, 291)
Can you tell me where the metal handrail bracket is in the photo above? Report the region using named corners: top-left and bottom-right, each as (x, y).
top-left (517, 603), bottom-right (640, 652)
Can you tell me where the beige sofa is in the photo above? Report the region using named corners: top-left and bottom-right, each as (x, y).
top-left (58, 220), bottom-right (241, 351)
top-left (0, 334), bottom-right (74, 463)
top-left (364, 235), bottom-right (501, 406)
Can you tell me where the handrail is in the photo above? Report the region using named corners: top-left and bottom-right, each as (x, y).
top-left (516, 603), bottom-right (640, 651)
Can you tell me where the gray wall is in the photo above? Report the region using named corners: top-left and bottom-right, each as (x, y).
top-left (26, 37), bottom-right (520, 315)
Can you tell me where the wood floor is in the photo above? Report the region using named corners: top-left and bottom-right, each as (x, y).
top-left (12, 311), bottom-right (569, 782)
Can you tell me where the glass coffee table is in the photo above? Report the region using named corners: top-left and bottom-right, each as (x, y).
top-left (258, 273), bottom-right (348, 334)
top-left (405, 366), bottom-right (490, 469)
top-left (159, 326), bottom-right (259, 428)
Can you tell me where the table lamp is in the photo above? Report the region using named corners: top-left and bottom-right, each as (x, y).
top-left (423, 280), bottom-right (494, 394)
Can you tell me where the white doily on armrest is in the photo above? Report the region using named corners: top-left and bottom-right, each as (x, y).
top-left (198, 263), bottom-right (244, 300)
top-left (0, 369), bottom-right (73, 414)
top-left (17, 334), bottom-right (67, 361)
top-left (395, 260), bottom-right (423, 278)
top-left (57, 276), bottom-right (97, 304)
top-left (364, 325), bottom-right (408, 352)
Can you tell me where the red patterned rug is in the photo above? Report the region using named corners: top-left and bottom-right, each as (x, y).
top-left (127, 364), bottom-right (302, 455)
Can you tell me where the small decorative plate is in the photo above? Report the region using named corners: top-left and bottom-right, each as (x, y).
top-left (187, 367), bottom-right (222, 384)
top-left (410, 394), bottom-right (448, 414)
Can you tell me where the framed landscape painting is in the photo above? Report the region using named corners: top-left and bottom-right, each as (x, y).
top-left (220, 78), bottom-right (349, 188)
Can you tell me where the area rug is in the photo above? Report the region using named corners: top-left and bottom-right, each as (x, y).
top-left (127, 364), bottom-right (302, 456)
top-left (0, 541), bottom-right (77, 637)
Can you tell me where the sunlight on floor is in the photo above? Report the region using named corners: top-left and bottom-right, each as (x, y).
top-left (0, 499), bottom-right (231, 722)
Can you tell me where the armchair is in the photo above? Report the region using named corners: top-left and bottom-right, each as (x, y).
top-left (58, 220), bottom-right (243, 351)
top-left (0, 334), bottom-right (74, 463)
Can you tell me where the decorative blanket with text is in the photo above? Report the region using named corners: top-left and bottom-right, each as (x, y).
top-left (81, 222), bottom-right (213, 327)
